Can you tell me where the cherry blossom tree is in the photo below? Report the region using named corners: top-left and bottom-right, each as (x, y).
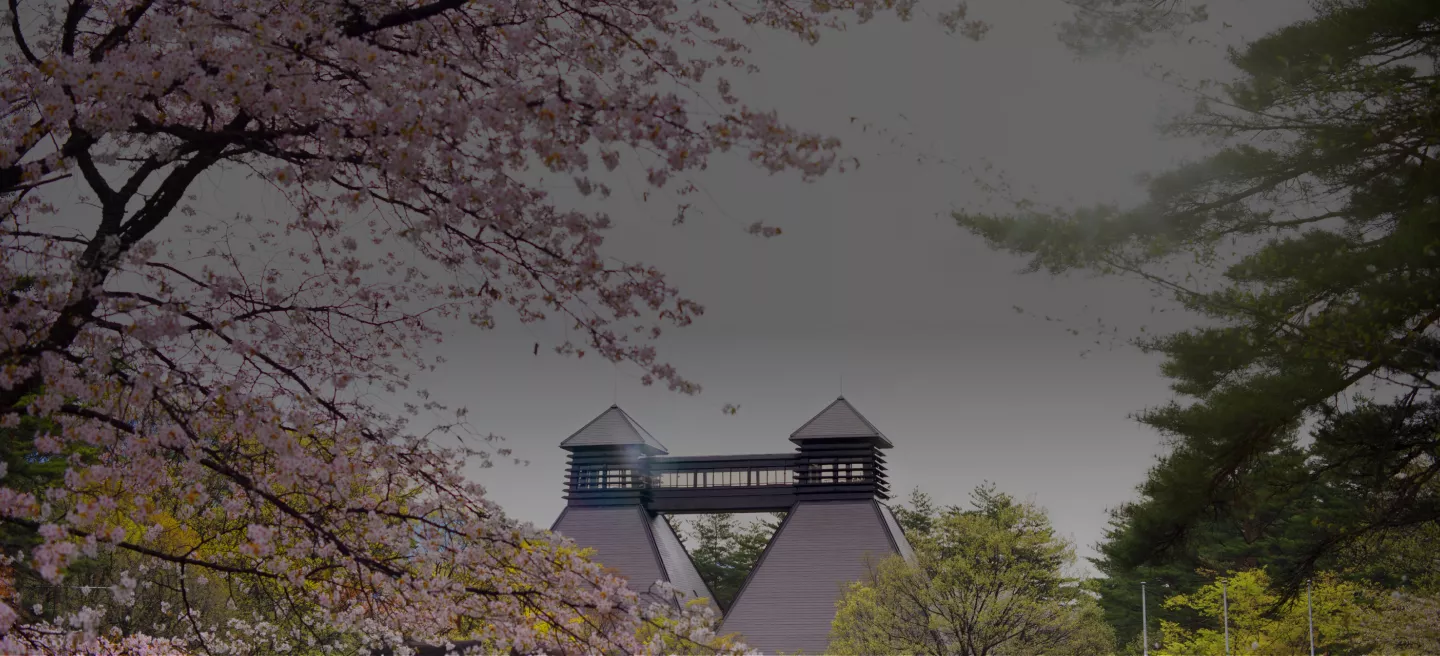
top-left (0, 0), bottom-right (992, 652)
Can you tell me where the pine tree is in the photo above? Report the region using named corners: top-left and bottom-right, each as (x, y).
top-left (956, 0), bottom-right (1440, 596)
top-left (674, 513), bottom-right (783, 611)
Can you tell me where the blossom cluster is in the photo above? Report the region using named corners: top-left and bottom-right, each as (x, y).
top-left (0, 0), bottom-right (936, 650)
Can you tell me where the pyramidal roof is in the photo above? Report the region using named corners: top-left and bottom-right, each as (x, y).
top-left (789, 397), bottom-right (892, 447)
top-left (559, 405), bottom-right (669, 454)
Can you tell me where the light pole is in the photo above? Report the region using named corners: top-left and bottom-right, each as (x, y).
top-left (1222, 579), bottom-right (1231, 656)
top-left (1308, 578), bottom-right (1316, 656)
top-left (1141, 581), bottom-right (1149, 656)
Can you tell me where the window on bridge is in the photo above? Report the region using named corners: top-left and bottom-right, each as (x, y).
top-left (654, 468), bottom-right (795, 488)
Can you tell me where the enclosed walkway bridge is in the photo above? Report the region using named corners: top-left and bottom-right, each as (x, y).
top-left (549, 397), bottom-right (912, 654)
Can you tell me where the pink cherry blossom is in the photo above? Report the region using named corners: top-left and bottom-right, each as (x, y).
top-left (0, 0), bottom-right (962, 651)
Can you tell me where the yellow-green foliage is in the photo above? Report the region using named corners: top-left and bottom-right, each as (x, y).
top-left (633, 598), bottom-right (744, 654)
top-left (1353, 592), bottom-right (1440, 655)
top-left (829, 485), bottom-right (1114, 655)
top-left (1156, 570), bottom-right (1372, 655)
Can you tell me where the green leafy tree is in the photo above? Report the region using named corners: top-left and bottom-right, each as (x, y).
top-left (955, 0), bottom-right (1440, 597)
top-left (1156, 569), bottom-right (1377, 656)
top-left (1090, 432), bottom-right (1365, 652)
top-left (1333, 519), bottom-right (1440, 594)
top-left (892, 488), bottom-right (944, 540)
top-left (1096, 464), bottom-right (1440, 655)
top-left (829, 484), bottom-right (1114, 655)
top-left (1354, 591), bottom-right (1440, 655)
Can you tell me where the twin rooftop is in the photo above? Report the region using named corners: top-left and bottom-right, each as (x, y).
top-left (557, 396), bottom-right (894, 455)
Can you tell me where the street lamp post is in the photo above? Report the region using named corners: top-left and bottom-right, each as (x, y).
top-left (1222, 579), bottom-right (1231, 656)
top-left (1308, 578), bottom-right (1316, 656)
top-left (1141, 582), bottom-right (1148, 656)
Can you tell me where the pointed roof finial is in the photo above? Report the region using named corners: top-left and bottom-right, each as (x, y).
top-left (790, 397), bottom-right (892, 448)
top-left (560, 405), bottom-right (668, 454)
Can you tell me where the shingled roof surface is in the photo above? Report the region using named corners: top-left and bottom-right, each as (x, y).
top-left (648, 514), bottom-right (716, 609)
top-left (719, 500), bottom-right (906, 653)
top-left (788, 396), bottom-right (893, 447)
top-left (558, 405), bottom-right (668, 453)
top-left (550, 506), bottom-right (716, 611)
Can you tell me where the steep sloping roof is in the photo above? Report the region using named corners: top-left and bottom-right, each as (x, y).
top-left (720, 500), bottom-right (902, 653)
top-left (649, 514), bottom-right (718, 611)
top-left (550, 506), bottom-right (715, 611)
top-left (559, 405), bottom-right (668, 453)
top-left (552, 506), bottom-right (666, 597)
top-left (878, 502), bottom-right (916, 563)
top-left (789, 396), bottom-right (893, 447)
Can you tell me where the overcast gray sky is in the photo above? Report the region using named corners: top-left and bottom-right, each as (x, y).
top-left (207, 0), bottom-right (1316, 570)
top-left (384, 0), bottom-right (1321, 571)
